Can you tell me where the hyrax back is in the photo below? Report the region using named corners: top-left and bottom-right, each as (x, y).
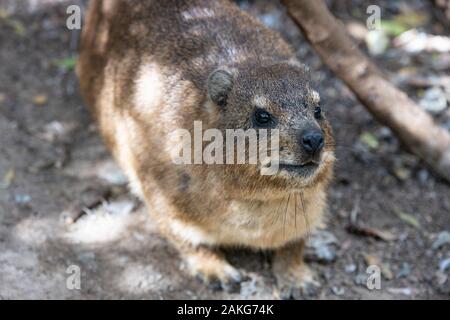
top-left (78, 0), bottom-right (334, 296)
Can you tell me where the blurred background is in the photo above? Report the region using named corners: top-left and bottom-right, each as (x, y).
top-left (0, 0), bottom-right (449, 299)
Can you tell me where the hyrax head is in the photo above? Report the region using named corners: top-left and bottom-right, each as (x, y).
top-left (207, 61), bottom-right (335, 187)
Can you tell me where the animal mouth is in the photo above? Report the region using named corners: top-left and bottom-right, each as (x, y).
top-left (278, 161), bottom-right (319, 176)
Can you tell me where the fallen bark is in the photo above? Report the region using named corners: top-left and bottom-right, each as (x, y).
top-left (282, 0), bottom-right (450, 182)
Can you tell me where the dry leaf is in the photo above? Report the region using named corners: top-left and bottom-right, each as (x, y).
top-left (2, 169), bottom-right (15, 187)
top-left (33, 94), bottom-right (48, 105)
top-left (394, 208), bottom-right (421, 229)
top-left (363, 253), bottom-right (393, 280)
top-left (360, 131), bottom-right (379, 150)
top-left (393, 167), bottom-right (411, 180)
top-left (363, 253), bottom-right (380, 267)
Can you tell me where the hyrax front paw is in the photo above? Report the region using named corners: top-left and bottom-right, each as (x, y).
top-left (273, 262), bottom-right (320, 299)
top-left (273, 240), bottom-right (321, 299)
top-left (185, 246), bottom-right (244, 293)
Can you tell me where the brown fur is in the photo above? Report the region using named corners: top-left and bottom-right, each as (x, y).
top-left (78, 0), bottom-right (335, 296)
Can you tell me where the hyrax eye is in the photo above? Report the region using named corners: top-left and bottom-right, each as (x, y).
top-left (314, 107), bottom-right (322, 119)
top-left (253, 108), bottom-right (272, 126)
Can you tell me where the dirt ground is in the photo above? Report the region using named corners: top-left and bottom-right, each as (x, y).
top-left (0, 0), bottom-right (449, 299)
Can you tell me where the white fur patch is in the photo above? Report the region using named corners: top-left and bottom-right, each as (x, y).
top-left (134, 63), bottom-right (164, 115)
top-left (253, 95), bottom-right (270, 109)
top-left (310, 90), bottom-right (320, 104)
top-left (115, 116), bottom-right (145, 198)
top-left (169, 220), bottom-right (214, 246)
top-left (182, 7), bottom-right (215, 20)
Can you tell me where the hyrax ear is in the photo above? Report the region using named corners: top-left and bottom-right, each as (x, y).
top-left (207, 69), bottom-right (234, 108)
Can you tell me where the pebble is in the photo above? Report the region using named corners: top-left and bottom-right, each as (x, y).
top-left (396, 262), bottom-right (411, 278)
top-left (354, 274), bottom-right (367, 286)
top-left (387, 287), bottom-right (413, 296)
top-left (14, 194), bottom-right (31, 204)
top-left (439, 258), bottom-right (450, 272)
top-left (432, 231), bottom-right (450, 250)
top-left (393, 166), bottom-right (411, 180)
top-left (95, 161), bottom-right (128, 185)
top-left (306, 231), bottom-right (338, 263)
top-left (240, 277), bottom-right (258, 299)
top-left (419, 87), bottom-right (448, 114)
top-left (259, 12), bottom-right (282, 30)
top-left (365, 30), bottom-right (389, 56)
top-left (442, 118), bottom-right (450, 131)
top-left (331, 286), bottom-right (345, 296)
top-left (417, 169), bottom-right (429, 184)
top-left (345, 264), bottom-right (357, 273)
top-left (352, 142), bottom-right (375, 164)
top-left (435, 271), bottom-right (448, 286)
top-left (394, 29), bottom-right (450, 53)
top-left (39, 121), bottom-right (76, 142)
top-left (378, 127), bottom-right (393, 141)
top-left (77, 252), bottom-right (98, 271)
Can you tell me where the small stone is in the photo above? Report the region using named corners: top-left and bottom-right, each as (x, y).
top-left (378, 127), bottom-right (393, 141)
top-left (435, 271), bottom-right (448, 286)
top-left (314, 245), bottom-right (336, 263)
top-left (439, 257), bottom-right (450, 272)
top-left (14, 194), bottom-right (31, 204)
top-left (393, 29), bottom-right (427, 53)
top-left (354, 274), bottom-right (367, 286)
top-left (365, 29), bottom-right (389, 56)
top-left (393, 29), bottom-right (450, 53)
top-left (442, 118), bottom-right (450, 131)
top-left (393, 166), bottom-right (411, 180)
top-left (77, 251), bottom-right (96, 262)
top-left (417, 169), bottom-right (429, 184)
top-left (432, 231), bottom-right (450, 250)
top-left (240, 277), bottom-right (258, 299)
top-left (331, 286), bottom-right (345, 296)
top-left (306, 230), bottom-right (338, 263)
top-left (259, 12), bottom-right (282, 29)
top-left (117, 255), bottom-right (130, 265)
top-left (352, 142), bottom-right (375, 164)
top-left (387, 287), bottom-right (413, 296)
top-left (39, 121), bottom-right (76, 142)
top-left (345, 264), bottom-right (357, 273)
top-left (133, 232), bottom-right (145, 241)
top-left (396, 262), bottom-right (411, 279)
top-left (419, 87), bottom-right (448, 114)
top-left (95, 161), bottom-right (128, 185)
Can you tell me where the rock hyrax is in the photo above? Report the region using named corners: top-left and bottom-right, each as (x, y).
top-left (78, 0), bottom-right (335, 297)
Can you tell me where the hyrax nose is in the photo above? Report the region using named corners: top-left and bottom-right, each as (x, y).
top-left (301, 129), bottom-right (324, 154)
